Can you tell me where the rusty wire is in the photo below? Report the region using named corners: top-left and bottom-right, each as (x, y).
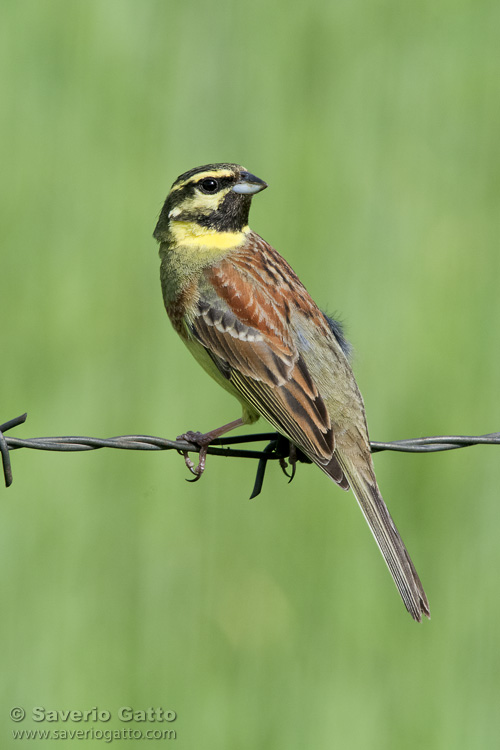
top-left (1, 413), bottom-right (499, 498)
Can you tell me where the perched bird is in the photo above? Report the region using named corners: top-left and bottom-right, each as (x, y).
top-left (154, 163), bottom-right (430, 622)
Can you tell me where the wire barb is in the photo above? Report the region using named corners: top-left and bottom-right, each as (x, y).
top-left (2, 414), bottom-right (499, 495)
top-left (0, 413), bottom-right (27, 488)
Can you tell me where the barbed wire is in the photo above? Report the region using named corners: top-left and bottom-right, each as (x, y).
top-left (1, 413), bottom-right (499, 498)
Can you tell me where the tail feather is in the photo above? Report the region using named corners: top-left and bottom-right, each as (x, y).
top-left (327, 454), bottom-right (430, 622)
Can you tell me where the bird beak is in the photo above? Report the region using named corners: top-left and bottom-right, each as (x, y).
top-left (232, 171), bottom-right (268, 195)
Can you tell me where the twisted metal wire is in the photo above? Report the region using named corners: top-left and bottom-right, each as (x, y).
top-left (1, 413), bottom-right (499, 497)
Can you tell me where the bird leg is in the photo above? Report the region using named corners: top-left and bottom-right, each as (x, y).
top-left (177, 418), bottom-right (245, 481)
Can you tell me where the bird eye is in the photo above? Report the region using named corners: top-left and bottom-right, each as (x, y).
top-left (199, 177), bottom-right (219, 193)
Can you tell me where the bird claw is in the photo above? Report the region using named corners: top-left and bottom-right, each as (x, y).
top-left (279, 443), bottom-right (297, 484)
top-left (177, 432), bottom-right (211, 480)
top-left (180, 448), bottom-right (208, 481)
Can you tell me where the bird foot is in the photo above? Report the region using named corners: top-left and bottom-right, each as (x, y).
top-left (177, 430), bottom-right (213, 481)
top-left (279, 443), bottom-right (298, 484)
top-left (176, 419), bottom-right (245, 482)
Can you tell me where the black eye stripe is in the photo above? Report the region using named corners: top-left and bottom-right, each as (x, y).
top-left (194, 174), bottom-right (238, 194)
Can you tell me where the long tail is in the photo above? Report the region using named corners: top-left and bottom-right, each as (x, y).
top-left (325, 452), bottom-right (430, 621)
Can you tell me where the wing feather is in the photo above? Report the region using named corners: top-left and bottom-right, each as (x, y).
top-left (188, 263), bottom-right (338, 467)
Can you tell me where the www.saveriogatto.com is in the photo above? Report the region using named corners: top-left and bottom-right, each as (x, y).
top-left (9, 706), bottom-right (177, 742)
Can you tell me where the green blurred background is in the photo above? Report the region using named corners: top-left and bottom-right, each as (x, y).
top-left (1, 1), bottom-right (500, 747)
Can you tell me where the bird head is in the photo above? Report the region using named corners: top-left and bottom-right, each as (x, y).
top-left (153, 163), bottom-right (267, 241)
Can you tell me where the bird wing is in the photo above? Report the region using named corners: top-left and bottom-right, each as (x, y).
top-left (186, 249), bottom-right (347, 478)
